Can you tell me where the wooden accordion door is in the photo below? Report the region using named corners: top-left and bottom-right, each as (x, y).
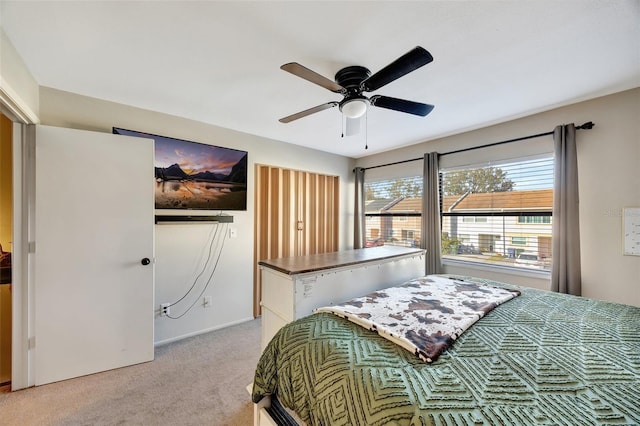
top-left (253, 164), bottom-right (339, 316)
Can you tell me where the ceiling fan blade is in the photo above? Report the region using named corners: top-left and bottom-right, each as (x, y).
top-left (362, 47), bottom-right (434, 92)
top-left (281, 63), bottom-right (345, 93)
top-left (370, 95), bottom-right (434, 116)
top-left (279, 102), bottom-right (339, 123)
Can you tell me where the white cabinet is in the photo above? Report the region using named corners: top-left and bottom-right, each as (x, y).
top-left (259, 246), bottom-right (425, 349)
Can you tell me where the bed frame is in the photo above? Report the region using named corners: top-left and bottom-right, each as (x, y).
top-left (253, 393), bottom-right (274, 426)
top-left (249, 386), bottom-right (298, 426)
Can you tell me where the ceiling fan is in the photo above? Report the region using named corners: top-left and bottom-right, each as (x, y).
top-left (279, 46), bottom-right (435, 135)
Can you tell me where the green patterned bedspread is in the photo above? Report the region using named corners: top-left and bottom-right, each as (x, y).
top-left (252, 277), bottom-right (640, 425)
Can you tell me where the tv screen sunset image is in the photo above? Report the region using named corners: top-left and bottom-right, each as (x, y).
top-left (114, 128), bottom-right (247, 210)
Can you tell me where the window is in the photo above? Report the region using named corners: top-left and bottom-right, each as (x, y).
top-left (402, 230), bottom-right (416, 240)
top-left (518, 216), bottom-right (551, 224)
top-left (463, 216), bottom-right (487, 223)
top-left (440, 156), bottom-right (553, 271)
top-left (511, 236), bottom-right (527, 245)
top-left (365, 176), bottom-right (422, 248)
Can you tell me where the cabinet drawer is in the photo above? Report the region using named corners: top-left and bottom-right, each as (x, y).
top-left (261, 306), bottom-right (290, 350)
top-left (261, 268), bottom-right (294, 320)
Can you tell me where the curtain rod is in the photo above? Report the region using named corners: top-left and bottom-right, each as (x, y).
top-left (361, 121), bottom-right (594, 171)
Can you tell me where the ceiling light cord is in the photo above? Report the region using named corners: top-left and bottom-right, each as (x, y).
top-left (364, 110), bottom-right (368, 150)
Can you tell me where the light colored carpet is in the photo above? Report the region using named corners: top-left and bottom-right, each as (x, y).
top-left (0, 318), bottom-right (261, 426)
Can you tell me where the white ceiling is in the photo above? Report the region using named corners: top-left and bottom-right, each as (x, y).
top-left (1, 1), bottom-right (639, 158)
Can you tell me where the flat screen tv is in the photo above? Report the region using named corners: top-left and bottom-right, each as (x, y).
top-left (113, 128), bottom-right (247, 210)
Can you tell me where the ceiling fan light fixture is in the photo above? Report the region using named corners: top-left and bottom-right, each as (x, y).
top-left (340, 98), bottom-right (368, 119)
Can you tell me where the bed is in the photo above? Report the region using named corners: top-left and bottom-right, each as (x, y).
top-left (252, 275), bottom-right (640, 425)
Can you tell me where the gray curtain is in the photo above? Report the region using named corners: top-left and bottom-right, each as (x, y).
top-left (422, 152), bottom-right (442, 274)
top-left (551, 124), bottom-right (581, 295)
top-left (353, 167), bottom-right (366, 249)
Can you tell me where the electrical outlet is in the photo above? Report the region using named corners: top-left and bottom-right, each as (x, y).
top-left (160, 303), bottom-right (170, 316)
top-left (203, 296), bottom-right (212, 308)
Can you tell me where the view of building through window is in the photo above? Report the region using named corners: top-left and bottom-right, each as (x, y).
top-left (441, 157), bottom-right (554, 270)
top-left (364, 156), bottom-right (554, 271)
top-left (365, 176), bottom-right (422, 248)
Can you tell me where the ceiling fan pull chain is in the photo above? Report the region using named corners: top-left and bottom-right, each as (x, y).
top-left (365, 110), bottom-right (369, 150)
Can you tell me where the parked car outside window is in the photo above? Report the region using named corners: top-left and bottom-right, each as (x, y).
top-left (456, 244), bottom-right (481, 254)
top-left (365, 238), bottom-right (384, 248)
top-left (515, 252), bottom-right (543, 269)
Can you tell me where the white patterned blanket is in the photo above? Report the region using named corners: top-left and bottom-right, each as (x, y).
top-left (314, 275), bottom-right (520, 362)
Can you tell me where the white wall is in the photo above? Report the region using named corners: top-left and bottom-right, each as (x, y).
top-left (0, 29), bottom-right (39, 123)
top-left (38, 87), bottom-right (355, 344)
top-left (356, 88), bottom-right (640, 307)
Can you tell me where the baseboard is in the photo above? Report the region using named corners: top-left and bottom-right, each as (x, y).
top-left (153, 316), bottom-right (256, 346)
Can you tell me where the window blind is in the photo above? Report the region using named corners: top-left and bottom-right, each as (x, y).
top-left (440, 154), bottom-right (554, 271)
top-left (365, 175), bottom-right (422, 248)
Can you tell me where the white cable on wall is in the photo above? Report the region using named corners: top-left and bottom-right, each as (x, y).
top-left (166, 222), bottom-right (229, 319)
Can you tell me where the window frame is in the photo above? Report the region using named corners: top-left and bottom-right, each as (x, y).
top-left (360, 153), bottom-right (554, 275)
top-left (364, 175), bottom-right (423, 249)
top-left (439, 155), bottom-right (554, 273)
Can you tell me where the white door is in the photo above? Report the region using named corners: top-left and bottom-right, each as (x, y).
top-left (34, 125), bottom-right (154, 385)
